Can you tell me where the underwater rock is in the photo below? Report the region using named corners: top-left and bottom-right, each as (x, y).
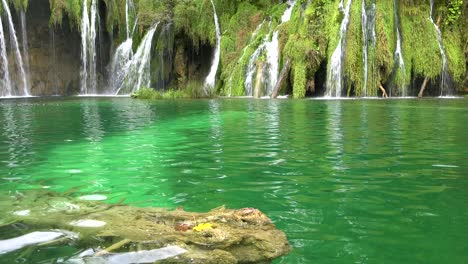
top-left (4, 190), bottom-right (290, 263)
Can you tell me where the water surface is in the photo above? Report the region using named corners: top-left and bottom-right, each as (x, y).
top-left (0, 97), bottom-right (467, 263)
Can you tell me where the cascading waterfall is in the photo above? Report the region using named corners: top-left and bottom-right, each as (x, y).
top-left (361, 0), bottom-right (376, 97)
top-left (0, 16), bottom-right (12, 96)
top-left (244, 40), bottom-right (266, 96)
top-left (393, 0), bottom-right (406, 96)
top-left (204, 0), bottom-right (221, 93)
top-left (325, 0), bottom-right (352, 98)
top-left (80, 0), bottom-right (98, 95)
top-left (244, 0), bottom-right (296, 97)
top-left (1, 0), bottom-right (29, 96)
top-left (429, 0), bottom-right (451, 96)
top-left (109, 39), bottom-right (133, 93)
top-left (227, 21), bottom-right (264, 96)
top-left (115, 22), bottom-right (159, 95)
top-left (108, 0), bottom-right (137, 94)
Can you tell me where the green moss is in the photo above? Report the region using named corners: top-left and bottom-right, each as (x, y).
top-left (17, 0), bottom-right (468, 97)
top-left (132, 81), bottom-right (208, 99)
top-left (292, 61), bottom-right (307, 98)
top-left (443, 26), bottom-right (466, 84)
top-left (375, 0), bottom-right (396, 85)
top-left (344, 0), bottom-right (364, 96)
top-left (400, 1), bottom-right (442, 81)
top-left (49, 0), bottom-right (82, 29)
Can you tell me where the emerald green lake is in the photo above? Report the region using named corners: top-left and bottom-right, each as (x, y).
top-left (0, 97), bottom-right (467, 263)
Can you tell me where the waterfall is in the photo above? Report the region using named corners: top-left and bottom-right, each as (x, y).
top-left (361, 0), bottom-right (376, 97)
top-left (115, 23), bottom-right (159, 95)
top-left (20, 10), bottom-right (30, 89)
top-left (245, 42), bottom-right (265, 96)
top-left (80, 0), bottom-right (98, 95)
top-left (0, 16), bottom-right (12, 96)
top-left (393, 0), bottom-right (406, 96)
top-left (204, 0), bottom-right (221, 93)
top-left (109, 38), bottom-right (133, 93)
top-left (108, 0), bottom-right (138, 94)
top-left (125, 0), bottom-right (136, 39)
top-left (244, 0), bottom-right (296, 97)
top-left (1, 0), bottom-right (29, 96)
top-left (264, 30), bottom-right (280, 96)
top-left (429, 0), bottom-right (451, 96)
top-left (325, 0), bottom-right (352, 98)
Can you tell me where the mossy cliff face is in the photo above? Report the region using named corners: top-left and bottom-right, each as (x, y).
top-left (2, 0), bottom-right (467, 97)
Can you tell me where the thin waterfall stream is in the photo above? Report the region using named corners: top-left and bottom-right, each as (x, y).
top-left (361, 0), bottom-right (376, 97)
top-left (393, 0), bottom-right (407, 96)
top-left (0, 16), bottom-right (12, 96)
top-left (204, 0), bottom-right (221, 93)
top-left (80, 0), bottom-right (98, 95)
top-left (1, 0), bottom-right (29, 96)
top-left (20, 10), bottom-right (30, 89)
top-left (429, 0), bottom-right (451, 96)
top-left (325, 0), bottom-right (352, 98)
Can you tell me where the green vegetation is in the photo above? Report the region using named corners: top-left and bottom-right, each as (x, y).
top-left (131, 82), bottom-right (209, 99)
top-left (5, 0), bottom-right (467, 97)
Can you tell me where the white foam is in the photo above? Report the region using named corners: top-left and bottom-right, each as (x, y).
top-left (69, 219), bottom-right (107, 228)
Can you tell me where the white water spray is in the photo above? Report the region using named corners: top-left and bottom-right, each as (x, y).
top-left (204, 0), bottom-right (221, 93)
top-left (116, 23), bottom-right (159, 95)
top-left (325, 0), bottom-right (352, 98)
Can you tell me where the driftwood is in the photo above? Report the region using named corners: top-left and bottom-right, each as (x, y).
top-left (379, 82), bottom-right (389, 98)
top-left (271, 59), bottom-right (291, 99)
top-left (0, 190), bottom-right (290, 263)
top-left (418, 77), bottom-right (429, 98)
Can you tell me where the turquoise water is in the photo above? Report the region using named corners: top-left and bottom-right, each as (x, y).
top-left (0, 97), bottom-right (467, 263)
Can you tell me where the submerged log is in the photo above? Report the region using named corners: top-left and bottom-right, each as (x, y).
top-left (418, 77), bottom-right (429, 98)
top-left (271, 59), bottom-right (291, 99)
top-left (0, 190), bottom-right (290, 263)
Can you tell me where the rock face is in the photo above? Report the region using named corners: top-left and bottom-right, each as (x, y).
top-left (18, 0), bottom-right (80, 95)
top-left (7, 0), bottom-right (111, 96)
